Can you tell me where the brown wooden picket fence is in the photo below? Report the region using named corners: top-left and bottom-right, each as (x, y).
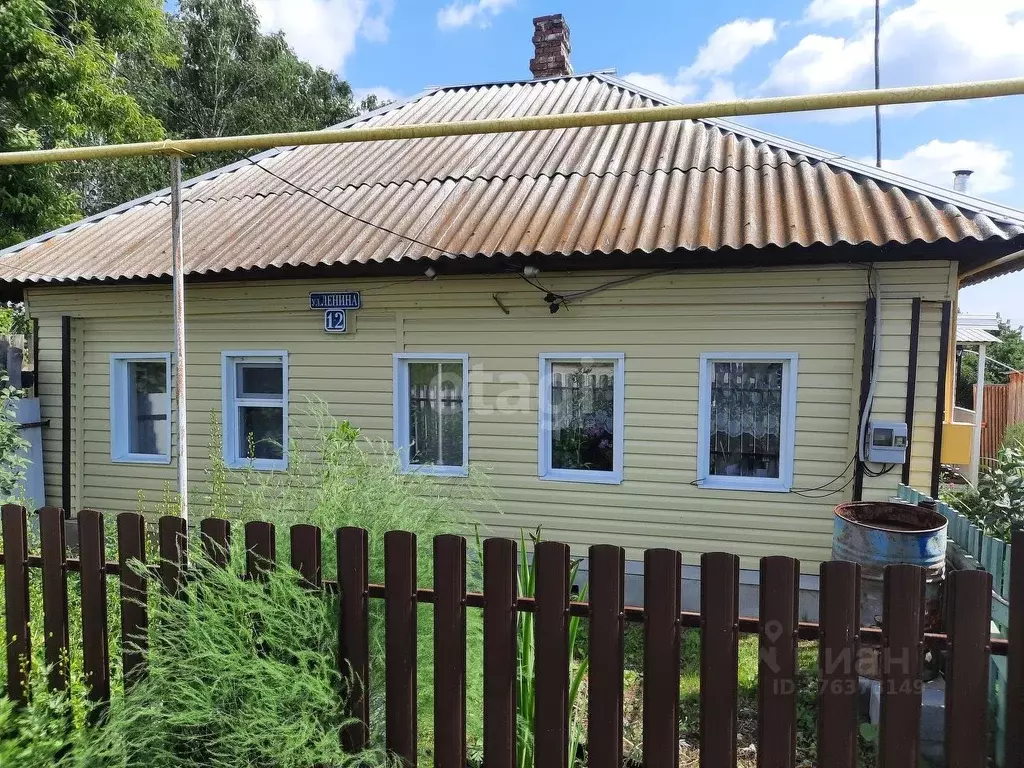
top-left (2, 504), bottom-right (1023, 768)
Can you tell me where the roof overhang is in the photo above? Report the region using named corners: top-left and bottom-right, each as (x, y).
top-left (5, 238), bottom-right (1017, 303)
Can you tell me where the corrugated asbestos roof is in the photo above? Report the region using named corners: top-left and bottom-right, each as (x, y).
top-left (3, 71), bottom-right (1024, 284)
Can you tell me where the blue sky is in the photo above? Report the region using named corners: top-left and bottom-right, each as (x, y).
top-left (236, 1), bottom-right (1024, 322)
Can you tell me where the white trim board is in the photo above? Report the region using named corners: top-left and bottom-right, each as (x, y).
top-left (109, 352), bottom-right (172, 464)
top-left (221, 350), bottom-right (289, 471)
top-left (696, 351), bottom-right (799, 493)
top-left (392, 353), bottom-right (470, 477)
top-left (538, 352), bottom-right (625, 485)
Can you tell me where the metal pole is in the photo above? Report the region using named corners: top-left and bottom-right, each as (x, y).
top-left (170, 156), bottom-right (189, 522)
top-left (874, 0), bottom-right (882, 167)
top-left (969, 342), bottom-right (987, 486)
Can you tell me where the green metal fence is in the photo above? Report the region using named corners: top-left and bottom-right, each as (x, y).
top-left (897, 483), bottom-right (1014, 765)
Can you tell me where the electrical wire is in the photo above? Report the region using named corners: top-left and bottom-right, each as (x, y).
top-left (240, 154), bottom-right (461, 261)
top-left (789, 454), bottom-right (858, 495)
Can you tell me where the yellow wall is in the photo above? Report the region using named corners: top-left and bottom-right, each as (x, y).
top-left (25, 261), bottom-right (956, 569)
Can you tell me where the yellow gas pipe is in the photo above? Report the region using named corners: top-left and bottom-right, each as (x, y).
top-left (1, 77), bottom-right (1024, 166)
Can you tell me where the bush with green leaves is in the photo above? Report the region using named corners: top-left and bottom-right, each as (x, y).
top-left (944, 442), bottom-right (1024, 542)
top-left (0, 679), bottom-right (75, 768)
top-left (0, 373), bottom-right (29, 503)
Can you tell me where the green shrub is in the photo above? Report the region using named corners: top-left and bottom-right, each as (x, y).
top-left (0, 677), bottom-right (75, 768)
top-left (944, 442), bottom-right (1024, 542)
top-left (0, 373), bottom-right (29, 503)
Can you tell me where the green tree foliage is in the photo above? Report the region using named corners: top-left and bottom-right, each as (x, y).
top-left (956, 319), bottom-right (1024, 407)
top-left (0, 0), bottom-right (170, 248)
top-left (140, 0), bottom-right (357, 179)
top-left (2, 0), bottom-right (359, 243)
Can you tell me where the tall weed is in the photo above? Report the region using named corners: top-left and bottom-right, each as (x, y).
top-left (72, 550), bottom-right (382, 768)
top-left (198, 404), bottom-right (493, 758)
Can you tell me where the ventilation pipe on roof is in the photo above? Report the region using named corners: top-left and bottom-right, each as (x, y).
top-left (530, 15), bottom-right (572, 79)
top-left (953, 169), bottom-right (973, 193)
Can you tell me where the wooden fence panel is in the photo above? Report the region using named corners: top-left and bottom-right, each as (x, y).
top-left (117, 513), bottom-right (148, 685)
top-left (200, 518), bottom-right (230, 567)
top-left (644, 548), bottom-right (681, 768)
top-left (384, 530), bottom-right (417, 766)
top-left (944, 569), bottom-right (992, 768)
top-left (290, 524), bottom-right (321, 588)
top-left (1007, 530), bottom-right (1023, 768)
top-left (535, 540), bottom-right (570, 768)
top-left (433, 535), bottom-right (467, 768)
top-left (483, 537), bottom-right (517, 768)
top-left (338, 526), bottom-right (370, 752)
top-left (878, 565), bottom-right (925, 768)
top-left (587, 545), bottom-right (625, 768)
top-left (758, 556), bottom-right (799, 768)
top-left (700, 552), bottom-right (739, 768)
top-left (39, 506), bottom-right (69, 692)
top-left (1011, 370), bottom-right (1024, 425)
top-left (817, 561), bottom-right (860, 768)
top-left (158, 516), bottom-right (186, 597)
top-left (2, 504), bottom-right (30, 703)
top-left (244, 520), bottom-right (276, 578)
top-left (78, 509), bottom-right (110, 711)
top-left (982, 383), bottom-right (1008, 461)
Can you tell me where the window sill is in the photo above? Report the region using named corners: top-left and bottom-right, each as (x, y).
top-left (697, 477), bottom-right (791, 493)
top-left (225, 458), bottom-right (288, 472)
top-left (540, 469), bottom-right (623, 485)
top-left (111, 453), bottom-right (172, 465)
top-left (400, 464), bottom-right (469, 478)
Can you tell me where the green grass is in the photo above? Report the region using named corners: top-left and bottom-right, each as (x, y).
top-left (585, 625), bottom-right (876, 768)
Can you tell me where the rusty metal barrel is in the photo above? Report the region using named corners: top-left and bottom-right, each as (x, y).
top-left (832, 501), bottom-right (947, 630)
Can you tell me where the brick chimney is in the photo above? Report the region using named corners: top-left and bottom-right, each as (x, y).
top-left (530, 14), bottom-right (572, 79)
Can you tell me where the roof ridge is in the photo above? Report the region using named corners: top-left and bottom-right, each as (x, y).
top-left (593, 71), bottom-right (1024, 227)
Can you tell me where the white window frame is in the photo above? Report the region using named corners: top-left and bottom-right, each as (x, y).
top-left (392, 353), bottom-right (470, 477)
top-left (110, 352), bottom-right (173, 464)
top-left (697, 351), bottom-right (799, 493)
top-left (538, 352), bottom-right (625, 485)
top-left (221, 350), bottom-right (289, 471)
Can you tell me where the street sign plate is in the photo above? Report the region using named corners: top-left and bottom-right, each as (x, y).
top-left (310, 291), bottom-right (361, 310)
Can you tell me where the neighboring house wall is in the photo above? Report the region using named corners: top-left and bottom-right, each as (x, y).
top-left (24, 261), bottom-right (955, 569)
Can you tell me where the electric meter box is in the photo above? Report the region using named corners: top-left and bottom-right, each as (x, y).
top-left (866, 421), bottom-right (909, 464)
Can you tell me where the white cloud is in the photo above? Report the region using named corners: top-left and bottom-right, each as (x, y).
top-left (765, 0), bottom-right (1024, 103)
top-left (620, 72), bottom-right (699, 102)
top-left (685, 18), bottom-right (776, 77)
top-left (437, 0), bottom-right (515, 30)
top-left (622, 18), bottom-right (774, 103)
top-left (805, 0), bottom-right (891, 24)
top-left (872, 139), bottom-right (1013, 196)
top-left (705, 79), bottom-right (739, 102)
top-left (252, 0), bottom-right (392, 74)
top-left (353, 85), bottom-right (401, 107)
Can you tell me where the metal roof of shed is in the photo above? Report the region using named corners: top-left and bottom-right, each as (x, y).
top-left (2, 71), bottom-right (1023, 285)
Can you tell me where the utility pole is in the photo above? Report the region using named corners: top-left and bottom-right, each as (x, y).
top-left (874, 0), bottom-right (882, 167)
top-left (170, 156), bottom-right (189, 522)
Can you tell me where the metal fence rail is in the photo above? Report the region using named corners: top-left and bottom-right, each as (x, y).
top-left (2, 504), bottom-right (1022, 768)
